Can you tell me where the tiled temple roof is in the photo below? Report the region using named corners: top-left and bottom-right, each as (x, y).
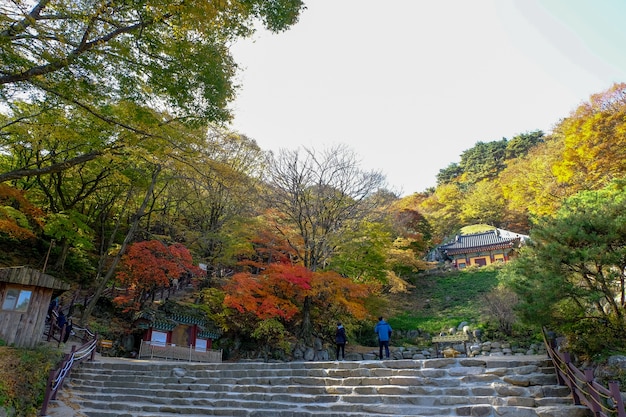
top-left (439, 230), bottom-right (521, 256)
top-left (139, 313), bottom-right (222, 339)
top-left (198, 330), bottom-right (221, 340)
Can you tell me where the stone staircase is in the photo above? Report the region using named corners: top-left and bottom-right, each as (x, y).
top-left (61, 356), bottom-right (592, 417)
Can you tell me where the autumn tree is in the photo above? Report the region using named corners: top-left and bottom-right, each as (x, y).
top-left (264, 145), bottom-right (387, 338)
top-left (0, 184), bottom-right (44, 242)
top-left (500, 138), bottom-right (570, 218)
top-left (115, 240), bottom-right (202, 311)
top-left (223, 262), bottom-right (370, 354)
top-left (460, 180), bottom-right (505, 227)
top-left (265, 145), bottom-right (387, 272)
top-left (552, 83), bottom-right (626, 191)
top-left (153, 129), bottom-right (266, 273)
top-left (0, 0), bottom-right (304, 183)
top-left (417, 182), bottom-right (464, 241)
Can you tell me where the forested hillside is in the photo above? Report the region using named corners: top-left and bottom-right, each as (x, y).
top-left (399, 84), bottom-right (626, 246)
top-left (1, 1), bottom-right (626, 364)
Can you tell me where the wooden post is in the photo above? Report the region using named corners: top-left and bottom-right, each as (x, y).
top-left (39, 369), bottom-right (55, 416)
top-left (585, 369), bottom-right (602, 415)
top-left (609, 381), bottom-right (626, 417)
top-left (562, 352), bottom-right (581, 405)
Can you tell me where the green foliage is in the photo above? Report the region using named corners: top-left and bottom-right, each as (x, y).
top-left (508, 179), bottom-right (626, 358)
top-left (328, 221), bottom-right (391, 282)
top-left (459, 139), bottom-right (508, 183)
top-left (436, 163), bottom-right (463, 185)
top-left (44, 211), bottom-right (95, 250)
top-left (436, 131), bottom-right (543, 187)
top-left (504, 131), bottom-right (545, 159)
top-left (251, 319), bottom-right (291, 359)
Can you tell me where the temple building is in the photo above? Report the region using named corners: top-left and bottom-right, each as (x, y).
top-left (438, 228), bottom-right (528, 269)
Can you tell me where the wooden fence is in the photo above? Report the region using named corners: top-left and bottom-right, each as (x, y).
top-left (543, 328), bottom-right (626, 417)
top-left (138, 340), bottom-right (222, 363)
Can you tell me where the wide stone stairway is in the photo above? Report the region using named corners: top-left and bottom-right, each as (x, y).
top-left (60, 356), bottom-right (592, 417)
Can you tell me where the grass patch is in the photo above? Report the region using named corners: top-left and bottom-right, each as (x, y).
top-left (388, 267), bottom-right (500, 334)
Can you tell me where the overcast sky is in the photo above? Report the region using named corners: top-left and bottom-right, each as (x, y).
top-left (228, 0), bottom-right (626, 196)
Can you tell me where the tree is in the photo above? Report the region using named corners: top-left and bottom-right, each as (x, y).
top-left (552, 83), bottom-right (626, 191)
top-left (265, 145), bottom-right (387, 271)
top-left (264, 145), bottom-right (387, 338)
top-left (500, 138), bottom-right (571, 218)
top-left (508, 179), bottom-right (626, 356)
top-left (80, 165), bottom-right (162, 324)
top-left (417, 182), bottom-right (464, 242)
top-left (0, 184), bottom-right (44, 241)
top-left (458, 139), bottom-right (508, 183)
top-left (158, 129), bottom-right (266, 272)
top-left (328, 221), bottom-right (392, 283)
top-left (115, 240), bottom-right (202, 311)
top-left (436, 163), bottom-right (463, 186)
top-left (504, 131), bottom-right (544, 160)
top-left (0, 0), bottom-right (304, 182)
top-left (460, 180), bottom-right (505, 227)
top-left (224, 263), bottom-right (311, 322)
top-left (223, 262), bottom-right (370, 345)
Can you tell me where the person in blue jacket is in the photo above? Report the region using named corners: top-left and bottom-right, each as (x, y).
top-left (374, 316), bottom-right (392, 359)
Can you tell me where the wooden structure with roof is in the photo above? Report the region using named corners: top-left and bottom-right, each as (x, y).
top-left (139, 313), bottom-right (221, 351)
top-left (0, 266), bottom-right (70, 347)
top-left (439, 229), bottom-right (526, 269)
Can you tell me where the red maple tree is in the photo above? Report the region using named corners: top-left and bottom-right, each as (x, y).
top-left (223, 261), bottom-right (369, 329)
top-left (114, 240), bottom-right (202, 311)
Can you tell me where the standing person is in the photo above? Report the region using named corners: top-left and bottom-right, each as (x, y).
top-left (63, 318), bottom-right (73, 343)
top-left (56, 309), bottom-right (67, 341)
top-left (374, 316), bottom-right (392, 359)
top-left (335, 322), bottom-right (347, 360)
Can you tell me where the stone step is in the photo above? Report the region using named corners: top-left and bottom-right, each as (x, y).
top-left (59, 356), bottom-right (591, 417)
top-left (71, 361), bottom-right (556, 381)
top-left (72, 363), bottom-right (555, 377)
top-left (67, 381), bottom-right (572, 398)
top-left (69, 399), bottom-right (593, 417)
top-left (71, 389), bottom-right (574, 408)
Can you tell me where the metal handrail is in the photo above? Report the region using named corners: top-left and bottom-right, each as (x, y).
top-left (542, 327), bottom-right (626, 417)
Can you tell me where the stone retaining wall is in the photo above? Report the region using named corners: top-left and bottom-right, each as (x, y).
top-left (290, 339), bottom-right (548, 362)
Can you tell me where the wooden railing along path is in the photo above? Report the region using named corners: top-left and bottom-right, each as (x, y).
top-left (40, 327), bottom-right (98, 416)
top-left (543, 327), bottom-right (626, 417)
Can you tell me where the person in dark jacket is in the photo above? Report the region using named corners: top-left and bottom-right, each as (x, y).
top-left (374, 316), bottom-right (392, 359)
top-left (335, 322), bottom-right (347, 360)
top-left (63, 318), bottom-right (73, 343)
top-left (56, 309), bottom-right (67, 330)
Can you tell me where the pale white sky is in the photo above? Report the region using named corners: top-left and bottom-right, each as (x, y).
top-left (228, 0), bottom-right (626, 196)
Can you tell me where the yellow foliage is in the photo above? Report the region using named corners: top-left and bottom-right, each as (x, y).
top-left (385, 270), bottom-right (415, 294)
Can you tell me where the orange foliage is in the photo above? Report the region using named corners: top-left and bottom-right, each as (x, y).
top-left (224, 263), bottom-right (311, 320)
top-left (310, 270), bottom-right (369, 320)
top-left (115, 240), bottom-right (202, 309)
top-left (223, 262), bottom-right (370, 323)
top-left (0, 184), bottom-right (44, 240)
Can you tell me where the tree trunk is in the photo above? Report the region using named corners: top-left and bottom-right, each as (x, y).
top-left (53, 237), bottom-right (70, 271)
top-left (80, 166), bottom-right (161, 326)
top-left (299, 295), bottom-right (313, 343)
